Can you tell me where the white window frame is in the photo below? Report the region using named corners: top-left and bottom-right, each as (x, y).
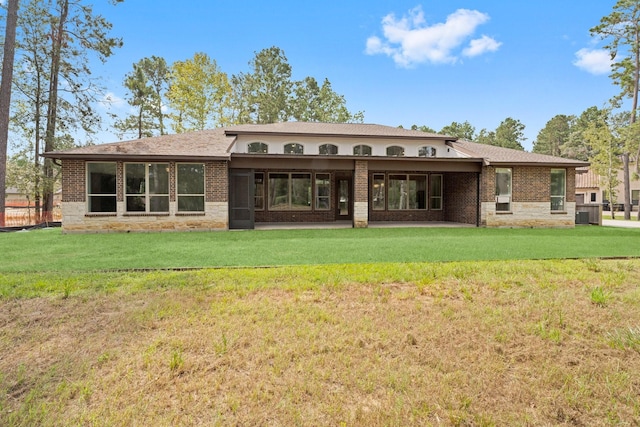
top-left (550, 168), bottom-right (566, 211)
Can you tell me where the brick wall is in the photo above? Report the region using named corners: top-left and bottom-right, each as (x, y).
top-left (354, 160), bottom-right (368, 227)
top-left (61, 159), bottom-right (85, 203)
top-left (444, 172), bottom-right (478, 225)
top-left (207, 161), bottom-right (228, 203)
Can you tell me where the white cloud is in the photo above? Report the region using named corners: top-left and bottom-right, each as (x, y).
top-left (365, 6), bottom-right (500, 67)
top-left (463, 35), bottom-right (502, 57)
top-left (99, 92), bottom-right (126, 109)
top-left (573, 48), bottom-right (612, 75)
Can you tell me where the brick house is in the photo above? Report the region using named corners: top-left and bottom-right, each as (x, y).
top-left (44, 122), bottom-right (587, 233)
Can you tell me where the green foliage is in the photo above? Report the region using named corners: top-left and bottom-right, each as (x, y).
top-left (410, 124), bottom-right (437, 133)
top-left (590, 286), bottom-right (611, 306)
top-left (167, 52), bottom-right (231, 132)
top-left (439, 120), bottom-right (476, 140)
top-left (532, 114), bottom-right (574, 157)
top-left (584, 115), bottom-right (622, 210)
top-left (607, 326), bottom-right (640, 351)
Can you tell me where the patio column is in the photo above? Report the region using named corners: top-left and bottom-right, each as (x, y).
top-left (354, 160), bottom-right (368, 228)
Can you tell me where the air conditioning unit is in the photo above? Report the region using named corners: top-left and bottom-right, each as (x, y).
top-left (575, 211), bottom-right (589, 225)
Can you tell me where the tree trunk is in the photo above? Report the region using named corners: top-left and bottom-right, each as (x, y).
top-left (0, 0), bottom-right (20, 227)
top-left (43, 0), bottom-right (69, 222)
top-left (623, 152), bottom-right (631, 220)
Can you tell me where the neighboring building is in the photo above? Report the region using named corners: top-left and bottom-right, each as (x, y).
top-left (575, 164), bottom-right (640, 211)
top-left (43, 122), bottom-right (587, 233)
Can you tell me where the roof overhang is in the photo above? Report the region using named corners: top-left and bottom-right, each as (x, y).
top-left (225, 129), bottom-right (454, 141)
top-left (42, 152), bottom-right (231, 162)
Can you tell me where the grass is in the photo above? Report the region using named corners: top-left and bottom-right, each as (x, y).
top-left (2, 226), bottom-right (640, 272)
top-left (1, 259), bottom-right (640, 425)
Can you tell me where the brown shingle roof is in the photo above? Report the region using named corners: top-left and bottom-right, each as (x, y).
top-left (451, 140), bottom-right (589, 167)
top-left (44, 128), bottom-right (235, 160)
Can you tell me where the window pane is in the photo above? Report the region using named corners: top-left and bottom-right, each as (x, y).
top-left (178, 196), bottom-right (204, 212)
top-left (126, 163), bottom-right (146, 195)
top-left (388, 174), bottom-right (406, 210)
top-left (269, 173), bottom-right (290, 210)
top-left (248, 142), bottom-right (268, 154)
top-left (284, 143), bottom-right (304, 154)
top-left (354, 145), bottom-right (372, 156)
top-left (495, 168), bottom-right (511, 212)
top-left (550, 169), bottom-right (566, 211)
top-left (177, 164), bottom-right (204, 194)
top-left (315, 173), bottom-right (330, 210)
top-left (419, 146), bottom-right (436, 157)
top-left (291, 173), bottom-right (311, 210)
top-left (148, 164), bottom-right (169, 195)
top-left (430, 175), bottom-right (442, 210)
top-left (319, 144), bottom-right (338, 155)
top-left (150, 195), bottom-right (169, 212)
top-left (126, 196), bottom-right (145, 212)
top-left (89, 196), bottom-right (116, 213)
top-left (372, 174), bottom-right (385, 210)
top-left (387, 146), bottom-right (404, 157)
top-left (408, 175), bottom-right (427, 209)
top-left (254, 173), bottom-right (264, 210)
top-left (88, 163), bottom-right (116, 195)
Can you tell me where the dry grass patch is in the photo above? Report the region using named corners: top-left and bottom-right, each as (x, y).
top-left (1, 259), bottom-right (640, 425)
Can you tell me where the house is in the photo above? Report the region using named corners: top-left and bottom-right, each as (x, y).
top-left (43, 122), bottom-right (587, 233)
top-left (575, 164), bottom-right (640, 211)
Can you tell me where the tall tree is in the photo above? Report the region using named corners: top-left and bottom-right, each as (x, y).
top-left (231, 46), bottom-right (292, 124)
top-left (0, 0), bottom-right (20, 227)
top-left (113, 56), bottom-right (169, 139)
top-left (167, 52), bottom-right (231, 133)
top-left (561, 106), bottom-right (608, 161)
top-left (532, 114), bottom-right (574, 157)
top-left (291, 77), bottom-right (363, 123)
top-left (439, 121), bottom-right (476, 140)
top-left (591, 0), bottom-right (640, 219)
top-left (584, 117), bottom-right (622, 219)
top-left (410, 124), bottom-right (437, 133)
top-left (477, 118), bottom-right (525, 150)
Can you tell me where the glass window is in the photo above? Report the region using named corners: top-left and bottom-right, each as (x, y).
top-left (372, 174), bottom-right (385, 210)
top-left (284, 143), bottom-right (304, 154)
top-left (319, 144), bottom-right (338, 155)
top-left (386, 146), bottom-right (405, 157)
top-left (268, 172), bottom-right (311, 210)
top-left (354, 145), bottom-right (372, 156)
top-left (388, 174), bottom-right (427, 210)
top-left (248, 142), bottom-right (268, 154)
top-left (430, 174), bottom-right (443, 210)
top-left (177, 163), bottom-right (204, 212)
top-left (590, 192), bottom-right (597, 203)
top-left (632, 190), bottom-right (639, 206)
top-left (87, 162), bottom-right (117, 213)
top-left (495, 168), bottom-right (512, 212)
top-left (254, 172), bottom-right (264, 210)
top-left (551, 169), bottom-right (566, 211)
top-left (419, 146), bottom-right (437, 157)
top-left (125, 163), bottom-right (169, 213)
top-left (315, 173), bottom-right (331, 210)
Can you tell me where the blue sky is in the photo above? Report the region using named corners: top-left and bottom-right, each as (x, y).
top-left (90, 0), bottom-right (618, 151)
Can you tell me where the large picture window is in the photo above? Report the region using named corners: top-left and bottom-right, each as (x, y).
top-left (125, 163), bottom-right (169, 213)
top-left (430, 174), bottom-right (443, 210)
top-left (388, 174), bottom-right (427, 210)
top-left (550, 168), bottom-right (566, 211)
top-left (87, 162), bottom-right (117, 213)
top-left (268, 172), bottom-right (311, 210)
top-left (315, 173), bottom-right (331, 210)
top-left (495, 168), bottom-right (512, 212)
top-left (177, 163), bottom-right (204, 212)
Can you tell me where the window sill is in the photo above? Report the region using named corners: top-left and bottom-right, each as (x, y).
top-left (85, 213), bottom-right (117, 217)
top-left (123, 212), bottom-right (170, 217)
top-left (551, 211), bottom-right (567, 215)
top-left (495, 211), bottom-right (512, 215)
top-left (176, 212), bottom-right (205, 216)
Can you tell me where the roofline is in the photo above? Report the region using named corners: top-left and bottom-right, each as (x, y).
top-left (488, 161), bottom-right (590, 167)
top-left (42, 152), bottom-right (231, 162)
top-left (225, 129), bottom-right (455, 141)
top-left (230, 153), bottom-right (483, 162)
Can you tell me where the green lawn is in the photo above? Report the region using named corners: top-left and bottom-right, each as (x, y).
top-left (2, 226), bottom-right (640, 273)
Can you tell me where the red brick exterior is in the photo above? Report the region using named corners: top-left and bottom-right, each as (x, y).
top-left (61, 159), bottom-right (85, 203)
top-left (354, 160), bottom-right (368, 204)
top-left (444, 172), bottom-right (478, 225)
top-left (481, 165), bottom-right (575, 204)
top-left (207, 161), bottom-right (228, 203)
